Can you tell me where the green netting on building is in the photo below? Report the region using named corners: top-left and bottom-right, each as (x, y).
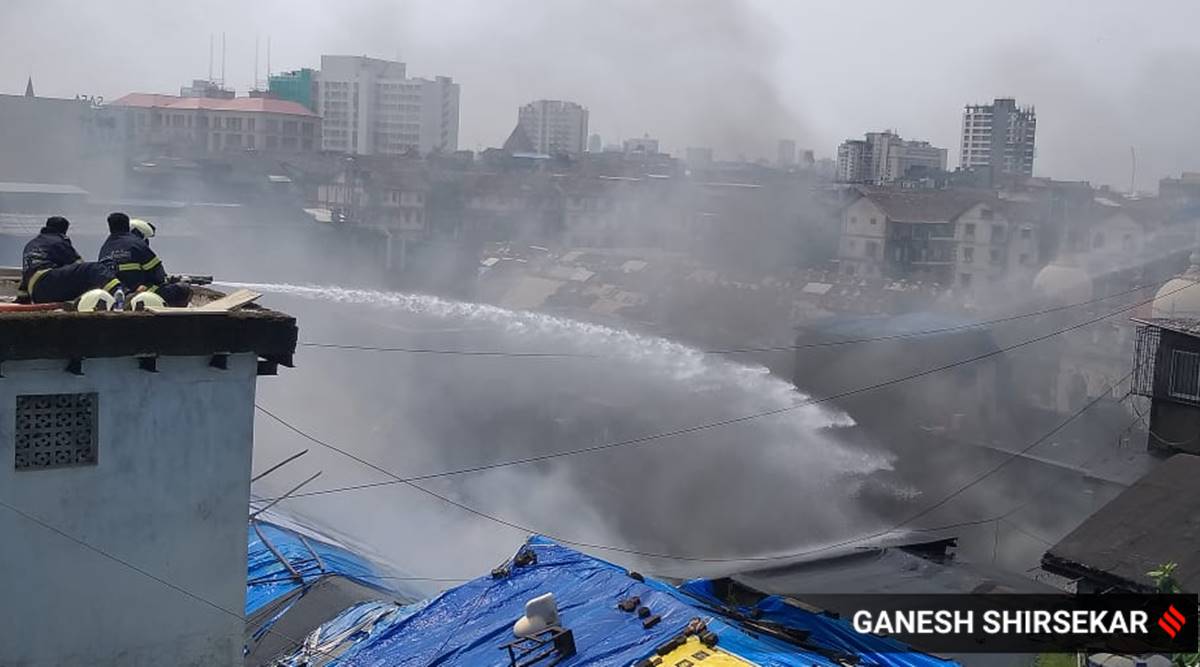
top-left (269, 68), bottom-right (316, 112)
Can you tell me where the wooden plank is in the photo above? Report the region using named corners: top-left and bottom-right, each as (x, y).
top-left (196, 288), bottom-right (261, 312)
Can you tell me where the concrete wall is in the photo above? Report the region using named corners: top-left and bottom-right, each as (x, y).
top-left (0, 353), bottom-right (258, 666)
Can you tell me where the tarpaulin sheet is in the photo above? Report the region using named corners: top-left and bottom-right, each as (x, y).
top-left (680, 580), bottom-right (956, 667)
top-left (246, 521), bottom-right (383, 615)
top-left (330, 536), bottom-right (844, 667)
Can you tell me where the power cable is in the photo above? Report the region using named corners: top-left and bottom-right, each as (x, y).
top-left (260, 278), bottom-right (1185, 503)
top-left (255, 370), bottom-right (1131, 564)
top-left (0, 496), bottom-right (341, 663)
top-left (294, 280), bottom-right (1160, 358)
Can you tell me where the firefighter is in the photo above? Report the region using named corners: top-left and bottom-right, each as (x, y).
top-left (98, 212), bottom-right (192, 307)
top-left (16, 216), bottom-right (119, 304)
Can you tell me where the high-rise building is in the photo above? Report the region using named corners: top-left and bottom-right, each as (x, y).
top-left (588, 133), bottom-right (602, 153)
top-left (268, 68), bottom-right (317, 112)
top-left (960, 97), bottom-right (1036, 177)
top-left (516, 100), bottom-right (588, 156)
top-left (317, 55), bottom-right (459, 156)
top-left (835, 131), bottom-right (947, 184)
top-left (777, 139), bottom-right (796, 168)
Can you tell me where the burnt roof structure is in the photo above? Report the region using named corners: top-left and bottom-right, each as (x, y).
top-left (1041, 453), bottom-right (1200, 592)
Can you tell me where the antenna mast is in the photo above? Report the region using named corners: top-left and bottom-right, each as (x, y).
top-left (221, 32), bottom-right (226, 88)
top-left (1129, 146), bottom-right (1137, 194)
top-left (255, 34), bottom-right (260, 90)
top-left (208, 35), bottom-right (213, 81)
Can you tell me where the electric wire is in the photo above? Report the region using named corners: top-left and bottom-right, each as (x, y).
top-left (0, 496), bottom-right (343, 664)
top-left (255, 369), bottom-right (1133, 564)
top-left (260, 278), bottom-right (1183, 503)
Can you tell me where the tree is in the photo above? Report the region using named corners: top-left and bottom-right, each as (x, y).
top-left (1148, 562), bottom-right (1199, 667)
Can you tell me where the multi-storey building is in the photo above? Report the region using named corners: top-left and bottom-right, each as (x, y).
top-left (961, 97), bottom-right (1036, 177)
top-left (835, 131), bottom-right (947, 184)
top-left (317, 55), bottom-right (459, 156)
top-left (517, 100), bottom-right (588, 156)
top-left (110, 93), bottom-right (319, 154)
top-left (837, 189), bottom-right (1039, 289)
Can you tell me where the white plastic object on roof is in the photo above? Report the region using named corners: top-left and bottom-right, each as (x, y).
top-left (513, 592), bottom-right (559, 638)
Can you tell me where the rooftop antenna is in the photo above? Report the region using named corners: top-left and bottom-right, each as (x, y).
top-left (266, 36), bottom-right (271, 80)
top-left (208, 35), bottom-right (213, 81)
top-left (1129, 146), bottom-right (1137, 195)
top-left (254, 34), bottom-right (260, 90)
top-left (221, 32), bottom-right (226, 88)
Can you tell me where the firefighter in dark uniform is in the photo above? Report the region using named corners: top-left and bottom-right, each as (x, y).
top-left (98, 212), bottom-right (192, 307)
top-left (16, 216), bottom-right (119, 304)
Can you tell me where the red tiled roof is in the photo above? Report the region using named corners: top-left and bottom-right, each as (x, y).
top-left (111, 93), bottom-right (318, 118)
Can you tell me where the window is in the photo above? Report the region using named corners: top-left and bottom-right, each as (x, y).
top-left (963, 246), bottom-right (975, 263)
top-left (870, 217), bottom-right (877, 225)
top-left (992, 224), bottom-right (1005, 242)
top-left (990, 248), bottom-right (1002, 264)
top-left (1093, 233), bottom-right (1105, 249)
top-left (964, 223), bottom-right (976, 239)
top-left (980, 208), bottom-right (994, 220)
top-left (865, 240), bottom-right (879, 259)
top-left (1021, 227), bottom-right (1032, 240)
top-left (850, 216), bottom-right (858, 225)
top-left (1169, 349), bottom-right (1200, 401)
top-left (1019, 253), bottom-right (1029, 265)
top-left (960, 272), bottom-right (972, 287)
top-left (15, 393), bottom-right (98, 470)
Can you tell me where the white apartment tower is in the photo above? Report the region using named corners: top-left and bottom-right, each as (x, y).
top-left (318, 55), bottom-right (460, 156)
top-left (517, 100), bottom-right (589, 156)
top-left (961, 97), bottom-right (1036, 177)
top-left (836, 131), bottom-right (947, 184)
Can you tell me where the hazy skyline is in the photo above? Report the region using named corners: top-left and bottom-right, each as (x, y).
top-left (3, 0), bottom-right (1198, 189)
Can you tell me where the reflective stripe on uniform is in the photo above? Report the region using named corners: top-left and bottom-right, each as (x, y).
top-left (141, 257), bottom-right (161, 271)
top-left (146, 284), bottom-right (160, 294)
top-left (103, 278), bottom-right (121, 292)
top-left (26, 268), bottom-right (51, 296)
top-left (118, 262), bottom-right (141, 272)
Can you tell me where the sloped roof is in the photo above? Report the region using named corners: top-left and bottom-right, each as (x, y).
top-left (256, 532), bottom-right (955, 666)
top-left (1042, 454), bottom-right (1200, 592)
top-left (854, 189), bottom-right (991, 223)
top-left (111, 92), bottom-right (318, 117)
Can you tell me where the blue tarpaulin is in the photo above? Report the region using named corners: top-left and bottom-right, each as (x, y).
top-left (246, 521), bottom-right (385, 615)
top-left (321, 536), bottom-right (954, 666)
top-left (245, 526), bottom-right (958, 666)
top-left (679, 580), bottom-right (955, 667)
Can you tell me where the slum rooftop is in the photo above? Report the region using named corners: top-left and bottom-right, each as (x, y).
top-left (0, 269), bottom-right (296, 368)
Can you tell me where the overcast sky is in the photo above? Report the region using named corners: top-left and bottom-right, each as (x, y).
top-left (3, 0), bottom-right (1198, 190)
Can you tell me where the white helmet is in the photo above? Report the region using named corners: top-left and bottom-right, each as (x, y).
top-left (129, 291), bottom-right (166, 311)
top-left (77, 289), bottom-right (116, 312)
top-left (130, 218), bottom-right (156, 239)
